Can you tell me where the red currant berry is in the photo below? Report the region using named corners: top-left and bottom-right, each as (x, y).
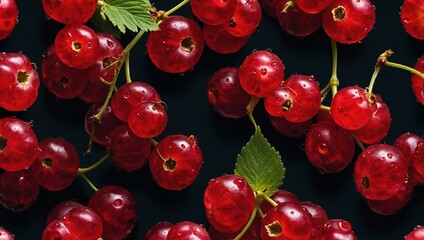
top-left (276, 0), bottom-right (323, 38)
top-left (0, 52), bottom-right (40, 111)
top-left (223, 0), bottom-right (262, 37)
top-left (166, 221), bottom-right (211, 240)
top-left (206, 67), bottom-right (251, 118)
top-left (88, 185), bottom-right (138, 240)
top-left (42, 219), bottom-right (73, 240)
top-left (149, 134), bottom-right (203, 190)
top-left (208, 217), bottom-right (261, 240)
top-left (322, 0), bottom-right (376, 44)
top-left (330, 86), bottom-right (372, 130)
top-left (400, 0), bottom-right (424, 40)
top-left (31, 137), bottom-right (80, 191)
top-left (269, 115), bottom-right (312, 138)
top-left (0, 226), bottom-right (14, 240)
top-left (353, 143), bottom-right (409, 200)
top-left (260, 202), bottom-right (313, 239)
top-left (202, 24), bottom-right (250, 54)
top-left (411, 54), bottom-right (424, 105)
top-left (42, 45), bottom-right (89, 99)
top-left (0, 169), bottom-right (39, 212)
top-left (146, 15), bottom-right (204, 73)
top-left (0, 117), bottom-right (39, 172)
top-left (107, 124), bottom-right (152, 172)
top-left (54, 25), bottom-right (100, 69)
top-left (144, 222), bottom-right (174, 240)
top-left (0, 0), bottom-right (18, 40)
top-left (46, 200), bottom-right (83, 224)
top-left (128, 101), bottom-right (168, 139)
top-left (260, 189), bottom-right (301, 214)
top-left (317, 219), bottom-right (357, 240)
top-left (62, 206), bottom-right (103, 240)
top-left (295, 0), bottom-right (332, 14)
top-left (41, 0), bottom-right (97, 25)
top-left (301, 201), bottom-right (329, 239)
top-left (405, 225), bottom-right (424, 240)
top-left (239, 50), bottom-right (285, 97)
top-left (411, 140), bottom-right (424, 185)
top-left (111, 81), bottom-right (161, 123)
top-left (190, 0), bottom-right (237, 25)
top-left (204, 174), bottom-right (255, 233)
top-left (304, 120), bottom-right (355, 173)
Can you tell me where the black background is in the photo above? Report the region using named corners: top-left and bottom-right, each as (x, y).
top-left (1, 0), bottom-right (424, 239)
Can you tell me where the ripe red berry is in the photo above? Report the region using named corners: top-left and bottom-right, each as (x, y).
top-left (146, 15), bottom-right (204, 74)
top-left (223, 0), bottom-right (262, 37)
top-left (41, 0), bottom-right (97, 25)
top-left (202, 24), bottom-right (250, 54)
top-left (42, 220), bottom-right (73, 240)
top-left (46, 200), bottom-right (83, 224)
top-left (239, 50), bottom-right (285, 97)
top-left (62, 206), bottom-right (103, 240)
top-left (260, 189), bottom-right (301, 214)
top-left (144, 221), bottom-right (174, 240)
top-left (318, 219), bottom-right (357, 240)
top-left (190, 0), bottom-right (237, 25)
top-left (353, 143), bottom-right (409, 200)
top-left (149, 134), bottom-right (203, 190)
top-left (54, 25), bottom-right (100, 69)
top-left (127, 101), bottom-right (168, 139)
top-left (411, 54), bottom-right (424, 105)
top-left (295, 0), bottom-right (332, 14)
top-left (166, 221), bottom-right (211, 240)
top-left (400, 0), bottom-right (424, 40)
top-left (0, 226), bottom-right (14, 240)
top-left (31, 137), bottom-right (80, 191)
top-left (204, 174), bottom-right (255, 234)
top-left (301, 201), bottom-right (328, 239)
top-left (269, 115), bottom-right (312, 138)
top-left (405, 225), bottom-right (424, 240)
top-left (322, 0), bottom-right (376, 44)
top-left (0, 0), bottom-right (18, 40)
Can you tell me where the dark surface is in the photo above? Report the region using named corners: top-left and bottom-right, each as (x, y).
top-left (1, 0), bottom-right (424, 239)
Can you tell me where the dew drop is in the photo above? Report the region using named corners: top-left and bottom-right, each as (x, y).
top-left (318, 144), bottom-right (328, 155)
top-left (337, 106), bottom-right (343, 112)
top-left (387, 153), bottom-right (393, 158)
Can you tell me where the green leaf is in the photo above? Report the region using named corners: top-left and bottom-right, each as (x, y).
top-left (91, 8), bottom-right (122, 38)
top-left (234, 127), bottom-right (285, 197)
top-left (95, 0), bottom-right (159, 34)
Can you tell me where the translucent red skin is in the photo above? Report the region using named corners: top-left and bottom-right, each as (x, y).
top-left (42, 220), bottom-right (73, 240)
top-left (265, 74), bottom-right (321, 122)
top-left (42, 45), bottom-right (89, 99)
top-left (351, 95), bottom-right (391, 144)
top-left (365, 176), bottom-right (413, 216)
top-left (166, 221), bottom-right (211, 240)
top-left (295, 0), bottom-right (332, 14)
top-left (127, 101), bottom-right (167, 138)
top-left (144, 221), bottom-right (174, 240)
top-left (0, 117), bottom-right (39, 171)
top-left (111, 81), bottom-right (161, 123)
top-left (84, 102), bottom-right (124, 145)
top-left (31, 137), bottom-right (80, 191)
top-left (41, 0), bottom-right (97, 25)
top-left (392, 132), bottom-right (421, 180)
top-left (0, 52), bottom-right (40, 111)
top-left (190, 0), bottom-right (237, 25)
top-left (54, 25), bottom-right (100, 69)
top-left (353, 144), bottom-right (409, 201)
top-left (411, 141), bottom-right (424, 185)
top-left (149, 134), bottom-right (203, 190)
top-left (411, 55), bottom-right (424, 105)
top-left (317, 219), bottom-right (357, 240)
top-left (301, 201), bottom-right (329, 239)
top-left (204, 174), bottom-right (255, 233)
top-left (269, 115), bottom-right (312, 138)
top-left (0, 0), bottom-right (18, 40)
top-left (208, 216), bottom-right (261, 240)
top-left (239, 50), bottom-right (285, 97)
top-left (405, 225), bottom-right (424, 240)
top-left (0, 169), bottom-right (39, 212)
top-left (330, 86), bottom-right (372, 130)
top-left (260, 202), bottom-right (313, 240)
top-left (62, 206), bottom-right (103, 240)
top-left (223, 0), bottom-right (262, 37)
top-left (107, 124), bottom-right (152, 172)
top-left (400, 0), bottom-right (424, 40)
top-left (88, 185), bottom-right (138, 240)
top-left (260, 189), bottom-right (301, 214)
top-left (46, 200), bottom-right (83, 224)
top-left (79, 33), bottom-right (123, 103)
top-left (206, 67), bottom-right (251, 118)
top-left (0, 226), bottom-right (14, 240)
top-left (146, 16), bottom-right (204, 74)
top-left (202, 24), bottom-right (250, 54)
top-left (304, 120), bottom-right (355, 173)
top-left (322, 0), bottom-right (376, 44)
top-left (276, 1), bottom-right (323, 38)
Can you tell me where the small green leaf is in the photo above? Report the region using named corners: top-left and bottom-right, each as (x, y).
top-left (235, 127), bottom-right (285, 197)
top-left (91, 8), bottom-right (122, 38)
top-left (95, 0), bottom-right (159, 34)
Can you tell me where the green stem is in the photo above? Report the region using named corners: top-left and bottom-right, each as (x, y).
top-left (329, 39), bottom-right (339, 97)
top-left (78, 153), bottom-right (110, 174)
top-left (263, 194), bottom-right (278, 207)
top-left (163, 0), bottom-right (190, 17)
top-left (79, 172), bottom-right (99, 192)
top-left (320, 105), bottom-right (331, 111)
top-left (350, 132), bottom-right (365, 151)
top-left (125, 55), bottom-right (132, 83)
top-left (385, 61), bottom-right (424, 79)
top-left (246, 96), bottom-right (261, 131)
top-left (367, 65), bottom-right (381, 94)
top-left (149, 138), bottom-right (158, 147)
top-left (234, 206), bottom-right (258, 240)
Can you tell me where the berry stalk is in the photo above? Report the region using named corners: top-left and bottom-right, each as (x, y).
top-left (234, 206), bottom-right (258, 240)
top-left (321, 39), bottom-right (340, 98)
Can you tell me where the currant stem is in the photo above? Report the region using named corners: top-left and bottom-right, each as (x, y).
top-left (233, 206), bottom-right (258, 240)
top-left (320, 105), bottom-right (331, 111)
top-left (149, 138), bottom-right (158, 147)
top-left (367, 65), bottom-right (381, 94)
top-left (78, 153), bottom-right (111, 174)
top-left (125, 55), bottom-right (132, 83)
top-left (282, 0), bottom-right (296, 13)
top-left (246, 96), bottom-right (261, 131)
top-left (385, 61), bottom-right (424, 79)
top-left (262, 194), bottom-right (278, 207)
top-left (329, 39), bottom-right (339, 97)
top-left (163, 0), bottom-right (190, 18)
top-left (79, 172), bottom-right (99, 192)
top-left (350, 132), bottom-right (365, 151)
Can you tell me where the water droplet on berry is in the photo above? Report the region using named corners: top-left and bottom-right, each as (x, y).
top-left (337, 106), bottom-right (343, 112)
top-left (318, 144), bottom-right (328, 155)
top-left (113, 199), bottom-right (123, 207)
top-left (387, 153), bottom-right (393, 158)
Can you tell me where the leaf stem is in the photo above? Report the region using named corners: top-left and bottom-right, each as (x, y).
top-left (350, 132), bottom-right (365, 151)
top-left (329, 39), bottom-right (339, 97)
top-left (384, 61), bottom-right (424, 79)
top-left (263, 194), bottom-right (278, 207)
top-left (163, 0), bottom-right (190, 17)
top-left (125, 55), bottom-right (132, 83)
top-left (234, 206), bottom-right (258, 240)
top-left (367, 65), bottom-right (381, 94)
top-left (78, 153), bottom-right (111, 174)
top-left (79, 172), bottom-right (99, 192)
top-left (246, 96), bottom-right (261, 131)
